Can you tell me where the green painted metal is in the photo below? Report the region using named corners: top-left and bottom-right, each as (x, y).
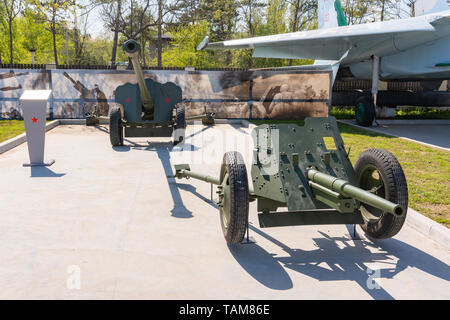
top-left (123, 40), bottom-right (155, 114)
top-left (114, 39), bottom-right (182, 130)
top-left (356, 102), bottom-right (365, 123)
top-left (258, 210), bottom-right (364, 228)
top-left (356, 164), bottom-right (386, 220)
top-left (175, 165), bottom-right (221, 185)
top-left (334, 0), bottom-right (348, 27)
top-left (435, 63), bottom-right (450, 67)
top-left (173, 117), bottom-right (405, 228)
top-left (307, 169), bottom-right (404, 216)
top-left (251, 117), bottom-right (358, 213)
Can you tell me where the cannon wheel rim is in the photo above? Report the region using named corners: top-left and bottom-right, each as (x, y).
top-left (355, 148), bottom-right (408, 239)
top-left (109, 106), bottom-right (123, 147)
top-left (358, 164), bottom-right (386, 219)
top-left (219, 151), bottom-right (249, 244)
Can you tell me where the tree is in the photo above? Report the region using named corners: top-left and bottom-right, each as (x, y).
top-left (174, 0), bottom-right (201, 25)
top-left (1, 0), bottom-right (24, 65)
top-left (288, 0), bottom-right (315, 33)
top-left (375, 0), bottom-right (400, 21)
top-left (340, 0), bottom-right (372, 25)
top-left (152, 0), bottom-right (187, 66)
top-left (20, 9), bottom-right (56, 63)
top-left (287, 0), bottom-right (315, 65)
top-left (159, 20), bottom-right (219, 67)
top-left (200, 0), bottom-right (239, 42)
top-left (30, 0), bottom-right (76, 65)
top-left (200, 0), bottom-right (239, 65)
top-left (100, 0), bottom-right (122, 65)
top-left (0, 1), bottom-right (5, 63)
top-left (235, 0), bottom-right (266, 67)
top-left (101, 0), bottom-right (157, 65)
top-left (239, 0), bottom-right (266, 37)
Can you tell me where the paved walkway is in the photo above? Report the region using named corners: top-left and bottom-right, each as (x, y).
top-left (0, 124), bottom-right (448, 299)
top-left (341, 120), bottom-right (450, 151)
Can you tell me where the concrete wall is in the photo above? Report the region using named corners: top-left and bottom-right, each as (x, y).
top-left (0, 68), bottom-right (331, 120)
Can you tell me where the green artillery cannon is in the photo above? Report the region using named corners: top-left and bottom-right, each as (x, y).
top-left (174, 117), bottom-right (408, 244)
top-left (109, 39), bottom-right (184, 146)
top-left (109, 39), bottom-right (215, 146)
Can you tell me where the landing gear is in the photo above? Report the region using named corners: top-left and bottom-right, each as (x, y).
top-left (355, 55), bottom-right (380, 127)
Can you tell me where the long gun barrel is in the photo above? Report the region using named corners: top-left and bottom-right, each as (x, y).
top-left (307, 169), bottom-right (404, 216)
top-left (123, 39), bottom-right (154, 115)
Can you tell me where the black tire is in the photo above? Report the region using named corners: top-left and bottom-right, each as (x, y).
top-left (173, 106), bottom-right (186, 146)
top-left (218, 152), bottom-right (249, 244)
top-left (354, 149), bottom-right (408, 239)
top-left (355, 96), bottom-right (375, 127)
top-left (109, 106), bottom-right (123, 146)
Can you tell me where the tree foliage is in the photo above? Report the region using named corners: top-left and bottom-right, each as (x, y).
top-left (0, 0), bottom-right (440, 67)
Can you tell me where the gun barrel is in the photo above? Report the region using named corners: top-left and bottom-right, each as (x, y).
top-left (174, 164), bottom-right (254, 193)
top-left (307, 169), bottom-right (404, 216)
top-left (177, 168), bottom-right (221, 186)
top-left (122, 39), bottom-right (154, 114)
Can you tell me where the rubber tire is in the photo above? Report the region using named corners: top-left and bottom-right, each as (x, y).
top-left (109, 106), bottom-right (123, 146)
top-left (355, 96), bottom-right (376, 127)
top-left (219, 152), bottom-right (249, 244)
top-left (173, 106), bottom-right (186, 146)
top-left (354, 149), bottom-right (408, 239)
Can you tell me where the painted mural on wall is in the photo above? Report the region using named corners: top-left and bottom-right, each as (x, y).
top-left (0, 70), bottom-right (50, 119)
top-left (0, 68), bottom-right (331, 120)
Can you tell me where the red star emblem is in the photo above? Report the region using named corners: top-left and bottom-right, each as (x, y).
top-left (32, 117), bottom-right (37, 123)
top-left (165, 97), bottom-right (171, 104)
top-left (125, 97), bottom-right (131, 103)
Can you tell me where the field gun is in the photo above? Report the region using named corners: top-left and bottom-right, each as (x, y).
top-left (174, 117), bottom-right (408, 244)
top-left (109, 39), bottom-right (185, 146)
top-left (109, 39), bottom-right (216, 146)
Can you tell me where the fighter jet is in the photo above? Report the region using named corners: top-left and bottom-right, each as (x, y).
top-left (198, 0), bottom-right (450, 126)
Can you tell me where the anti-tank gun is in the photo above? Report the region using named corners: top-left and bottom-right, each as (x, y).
top-left (174, 117), bottom-right (408, 244)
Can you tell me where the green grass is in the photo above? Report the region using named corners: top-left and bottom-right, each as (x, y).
top-left (331, 106), bottom-right (450, 120)
top-left (0, 120), bottom-right (53, 143)
top-left (251, 119), bottom-right (450, 227)
top-left (0, 120), bottom-right (27, 143)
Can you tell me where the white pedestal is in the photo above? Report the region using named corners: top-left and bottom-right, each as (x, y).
top-left (20, 90), bottom-right (54, 167)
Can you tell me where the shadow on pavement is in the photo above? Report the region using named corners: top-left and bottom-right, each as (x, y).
top-left (156, 146), bottom-right (193, 219)
top-left (241, 226), bottom-right (449, 299)
top-left (30, 167), bottom-right (65, 178)
top-left (228, 238), bottom-right (294, 291)
top-left (178, 190), bottom-right (449, 298)
top-left (177, 183), bottom-right (218, 209)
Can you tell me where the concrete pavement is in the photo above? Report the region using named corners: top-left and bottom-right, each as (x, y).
top-left (0, 123), bottom-right (448, 299)
top-left (340, 120), bottom-right (450, 151)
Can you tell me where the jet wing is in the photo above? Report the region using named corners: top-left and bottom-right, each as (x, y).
top-left (429, 12), bottom-right (450, 26)
top-left (203, 16), bottom-right (438, 61)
